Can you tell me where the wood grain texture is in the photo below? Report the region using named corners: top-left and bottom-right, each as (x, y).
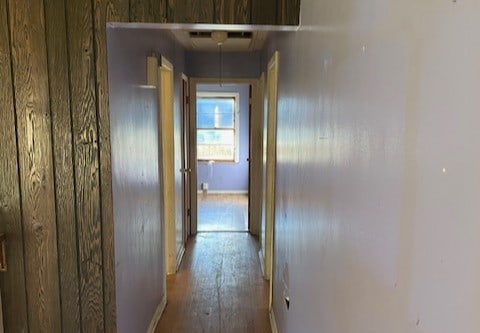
top-left (167, 0), bottom-right (186, 23)
top-left (215, 0), bottom-right (251, 24)
top-left (130, 0), bottom-right (167, 22)
top-left (93, 1), bottom-right (128, 331)
top-left (277, 0), bottom-right (300, 25)
top-left (155, 233), bottom-right (270, 332)
top-left (251, 0), bottom-right (276, 25)
top-left (8, 0), bottom-right (62, 332)
top-left (185, 0), bottom-right (214, 23)
top-left (0, 0), bottom-right (29, 331)
top-left (43, 0), bottom-right (82, 331)
top-left (66, 0), bottom-right (104, 330)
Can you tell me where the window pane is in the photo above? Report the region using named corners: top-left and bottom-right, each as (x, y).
top-left (197, 129), bottom-right (234, 145)
top-left (197, 98), bottom-right (234, 129)
top-left (197, 145), bottom-right (235, 161)
top-left (197, 129), bottom-right (235, 160)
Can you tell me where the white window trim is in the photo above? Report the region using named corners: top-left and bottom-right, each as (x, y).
top-left (197, 91), bottom-right (240, 163)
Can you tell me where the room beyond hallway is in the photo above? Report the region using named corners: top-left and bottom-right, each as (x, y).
top-left (155, 232), bottom-right (270, 333)
top-left (198, 194), bottom-right (248, 232)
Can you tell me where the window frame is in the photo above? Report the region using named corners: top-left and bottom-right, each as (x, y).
top-left (196, 91), bottom-right (240, 163)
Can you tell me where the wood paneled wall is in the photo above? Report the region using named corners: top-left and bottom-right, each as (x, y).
top-left (0, 0), bottom-right (299, 332)
top-left (166, 0), bottom-right (300, 25)
top-left (0, 0), bottom-right (128, 331)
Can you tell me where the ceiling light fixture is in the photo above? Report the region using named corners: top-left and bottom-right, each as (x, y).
top-left (211, 31), bottom-right (228, 45)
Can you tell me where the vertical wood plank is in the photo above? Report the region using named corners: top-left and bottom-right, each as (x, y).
top-left (167, 0), bottom-right (186, 23)
top-left (215, 0), bottom-right (251, 24)
top-left (8, 0), bottom-right (62, 332)
top-left (277, 0), bottom-right (300, 25)
top-left (129, 0), bottom-right (151, 22)
top-left (43, 0), bottom-right (81, 331)
top-left (93, 0), bottom-right (128, 331)
top-left (130, 0), bottom-right (167, 22)
top-left (251, 0), bottom-right (276, 25)
top-left (0, 0), bottom-right (29, 331)
top-left (65, 0), bottom-right (104, 330)
top-left (186, 0), bottom-right (214, 23)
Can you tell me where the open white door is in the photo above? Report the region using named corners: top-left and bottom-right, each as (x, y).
top-left (158, 57), bottom-right (176, 276)
top-left (262, 51), bottom-right (279, 308)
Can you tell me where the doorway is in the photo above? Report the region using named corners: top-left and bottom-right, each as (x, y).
top-left (189, 78), bottom-right (263, 236)
top-left (195, 84), bottom-right (249, 232)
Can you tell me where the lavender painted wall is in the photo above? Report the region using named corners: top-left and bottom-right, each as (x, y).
top-left (196, 84), bottom-right (250, 192)
top-left (266, 1), bottom-right (480, 333)
top-left (107, 27), bottom-right (185, 333)
top-left (186, 51), bottom-right (261, 78)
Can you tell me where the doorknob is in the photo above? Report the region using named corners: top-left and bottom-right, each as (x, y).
top-left (0, 234), bottom-right (7, 272)
top-left (179, 168), bottom-right (191, 173)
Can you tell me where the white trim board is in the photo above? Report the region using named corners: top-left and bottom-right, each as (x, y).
top-left (175, 245), bottom-right (185, 272)
top-left (146, 294), bottom-right (167, 333)
top-left (258, 249), bottom-right (266, 279)
top-left (270, 308), bottom-right (279, 333)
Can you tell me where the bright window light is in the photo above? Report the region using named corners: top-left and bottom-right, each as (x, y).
top-left (197, 93), bottom-right (239, 162)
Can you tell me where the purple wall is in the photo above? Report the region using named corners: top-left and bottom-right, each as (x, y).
top-left (186, 51), bottom-right (262, 78)
top-left (266, 1), bottom-right (480, 333)
top-left (196, 84), bottom-right (250, 192)
top-left (107, 27), bottom-right (185, 333)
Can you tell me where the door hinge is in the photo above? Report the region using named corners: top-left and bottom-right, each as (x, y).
top-left (186, 96), bottom-right (190, 104)
top-left (187, 208), bottom-right (191, 217)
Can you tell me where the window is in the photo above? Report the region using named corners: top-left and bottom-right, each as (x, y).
top-left (197, 92), bottom-right (239, 162)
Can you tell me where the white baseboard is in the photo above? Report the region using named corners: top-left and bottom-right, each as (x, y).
top-left (146, 294), bottom-right (167, 333)
top-left (197, 190), bottom-right (248, 195)
top-left (258, 249), bottom-right (266, 278)
top-left (176, 246), bottom-right (185, 272)
top-left (270, 308), bottom-right (279, 333)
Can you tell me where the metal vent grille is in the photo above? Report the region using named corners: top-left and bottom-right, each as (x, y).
top-left (189, 31), bottom-right (253, 39)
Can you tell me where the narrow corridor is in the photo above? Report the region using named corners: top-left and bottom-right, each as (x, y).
top-left (155, 232), bottom-right (270, 332)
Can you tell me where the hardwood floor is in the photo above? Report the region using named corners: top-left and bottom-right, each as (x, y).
top-left (198, 194), bottom-right (248, 232)
top-left (155, 232), bottom-right (271, 333)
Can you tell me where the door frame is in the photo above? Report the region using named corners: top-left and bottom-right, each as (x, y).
top-left (180, 73), bottom-right (190, 245)
top-left (188, 77), bottom-right (262, 236)
top-left (158, 56), bottom-right (176, 277)
top-left (264, 51), bottom-right (279, 308)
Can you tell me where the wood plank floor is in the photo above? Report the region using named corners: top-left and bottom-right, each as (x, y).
top-left (155, 232), bottom-right (271, 333)
top-left (198, 194), bottom-right (248, 232)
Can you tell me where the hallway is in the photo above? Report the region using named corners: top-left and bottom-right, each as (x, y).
top-left (155, 232), bottom-right (270, 333)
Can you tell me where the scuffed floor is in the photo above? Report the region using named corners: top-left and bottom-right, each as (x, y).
top-left (155, 233), bottom-right (270, 333)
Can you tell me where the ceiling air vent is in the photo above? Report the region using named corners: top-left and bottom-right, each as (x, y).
top-left (189, 31), bottom-right (253, 39)
top-left (170, 30), bottom-right (267, 52)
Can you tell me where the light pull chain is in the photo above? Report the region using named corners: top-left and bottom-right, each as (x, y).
top-left (219, 44), bottom-right (223, 87)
